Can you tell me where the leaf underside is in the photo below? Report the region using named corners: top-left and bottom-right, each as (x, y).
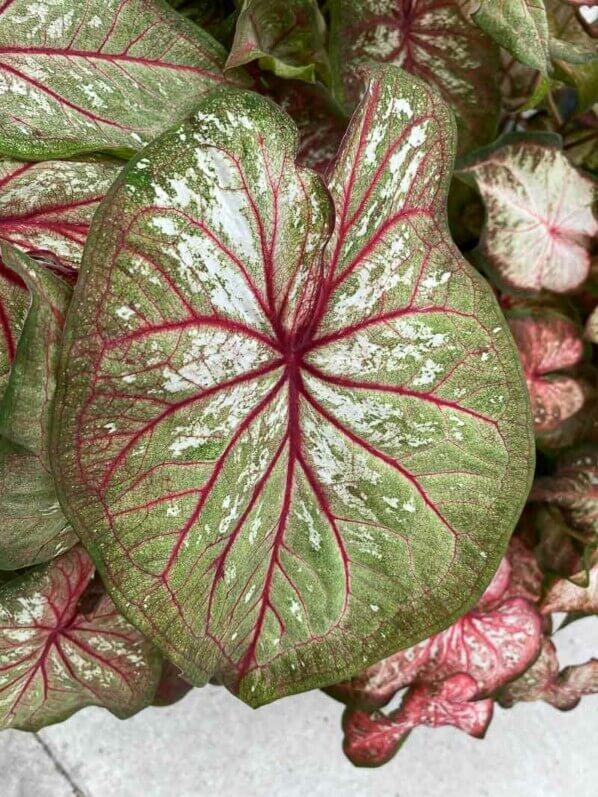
top-left (53, 67), bottom-right (533, 707)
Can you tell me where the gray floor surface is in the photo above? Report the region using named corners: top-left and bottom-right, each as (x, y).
top-left (2, 617), bottom-right (597, 797)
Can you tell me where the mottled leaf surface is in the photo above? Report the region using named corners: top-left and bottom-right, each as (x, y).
top-left (53, 67), bottom-right (533, 706)
top-left (343, 674), bottom-right (493, 767)
top-left (463, 140), bottom-right (598, 293)
top-left (460, 0), bottom-right (550, 73)
top-left (0, 546), bottom-right (161, 730)
top-left (541, 558), bottom-right (598, 613)
top-left (226, 0), bottom-right (330, 85)
top-left (508, 312), bottom-right (586, 433)
top-left (0, 0), bottom-right (248, 159)
top-left (0, 253), bottom-right (27, 396)
top-left (531, 446), bottom-right (598, 537)
top-left (0, 158), bottom-right (121, 271)
top-left (330, 0), bottom-right (501, 153)
top-left (328, 544), bottom-right (541, 709)
top-left (0, 244), bottom-right (77, 569)
top-left (498, 637), bottom-right (598, 710)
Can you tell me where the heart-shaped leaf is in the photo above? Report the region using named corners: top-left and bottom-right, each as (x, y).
top-left (462, 139), bottom-right (598, 293)
top-left (226, 0), bottom-right (331, 86)
top-left (53, 66), bottom-right (534, 706)
top-left (0, 0), bottom-right (249, 160)
top-left (459, 1), bottom-right (551, 73)
top-left (497, 637), bottom-right (598, 710)
top-left (0, 244), bottom-right (77, 569)
top-left (0, 158), bottom-right (121, 271)
top-left (327, 543), bottom-right (542, 709)
top-left (329, 0), bottom-right (501, 153)
top-left (343, 673), bottom-right (493, 767)
top-left (0, 546), bottom-right (161, 730)
top-left (508, 312), bottom-right (587, 433)
top-left (531, 446), bottom-right (598, 538)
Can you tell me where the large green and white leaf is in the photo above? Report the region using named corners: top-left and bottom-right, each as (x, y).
top-left (53, 67), bottom-right (534, 707)
top-left (0, 0), bottom-right (249, 159)
top-left (329, 0), bottom-right (501, 153)
top-left (462, 139), bottom-right (598, 293)
top-left (0, 244), bottom-right (77, 569)
top-left (460, 1), bottom-right (551, 73)
top-left (0, 158), bottom-right (121, 270)
top-left (226, 0), bottom-right (331, 85)
top-left (0, 546), bottom-right (161, 730)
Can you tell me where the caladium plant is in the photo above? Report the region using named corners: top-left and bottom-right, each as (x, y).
top-left (0, 0), bottom-right (596, 775)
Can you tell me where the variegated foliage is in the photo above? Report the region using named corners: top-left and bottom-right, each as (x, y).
top-left (53, 67), bottom-right (533, 707)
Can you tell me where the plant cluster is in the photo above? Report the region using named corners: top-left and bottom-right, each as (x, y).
top-left (0, 0), bottom-right (596, 768)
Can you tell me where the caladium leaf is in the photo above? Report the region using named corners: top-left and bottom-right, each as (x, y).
top-left (0, 546), bottom-right (161, 730)
top-left (343, 674), bottom-right (493, 767)
top-left (541, 558), bottom-right (598, 613)
top-left (497, 637), bottom-right (598, 710)
top-left (226, 0), bottom-right (331, 86)
top-left (0, 244), bottom-right (77, 569)
top-left (507, 312), bottom-right (586, 433)
top-left (53, 66), bottom-right (534, 707)
top-left (459, 1), bottom-right (551, 74)
top-left (329, 0), bottom-right (501, 154)
top-left (327, 542), bottom-right (542, 709)
top-left (535, 505), bottom-right (583, 578)
top-left (0, 0), bottom-right (250, 160)
top-left (0, 254), bottom-right (27, 396)
top-left (0, 158), bottom-right (121, 271)
top-left (462, 140), bottom-right (598, 293)
top-left (531, 446), bottom-right (598, 538)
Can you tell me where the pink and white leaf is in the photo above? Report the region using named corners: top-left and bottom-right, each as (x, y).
top-left (343, 674), bottom-right (493, 767)
top-left (0, 546), bottom-right (162, 731)
top-left (462, 141), bottom-right (598, 293)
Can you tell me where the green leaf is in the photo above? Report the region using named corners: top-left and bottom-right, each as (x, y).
top-left (53, 66), bottom-right (534, 707)
top-left (0, 244), bottom-right (77, 569)
top-left (329, 0), bottom-right (501, 154)
top-left (460, 0), bottom-right (551, 74)
top-left (0, 546), bottom-right (161, 730)
top-left (0, 0), bottom-right (250, 160)
top-left (226, 0), bottom-right (331, 85)
top-left (547, 0), bottom-right (598, 109)
top-left (461, 138), bottom-right (598, 293)
top-left (0, 158), bottom-right (122, 270)
top-left (0, 253), bottom-right (27, 397)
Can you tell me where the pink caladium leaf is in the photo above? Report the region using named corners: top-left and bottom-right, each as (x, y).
top-left (0, 546), bottom-right (162, 731)
top-left (327, 542), bottom-right (542, 709)
top-left (0, 159), bottom-right (121, 272)
top-left (541, 558), bottom-right (598, 613)
top-left (462, 138), bottom-right (598, 294)
top-left (497, 637), bottom-right (598, 711)
top-left (226, 0), bottom-right (331, 86)
top-left (459, 1), bottom-right (551, 73)
top-left (0, 0), bottom-right (250, 160)
top-left (152, 660), bottom-right (193, 707)
top-left (329, 0), bottom-right (501, 154)
top-left (0, 253), bottom-right (27, 396)
top-left (531, 446), bottom-right (598, 538)
top-left (507, 312), bottom-right (587, 434)
top-left (343, 674), bottom-right (493, 767)
top-left (0, 244), bottom-right (78, 569)
top-left (52, 66), bottom-right (534, 707)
